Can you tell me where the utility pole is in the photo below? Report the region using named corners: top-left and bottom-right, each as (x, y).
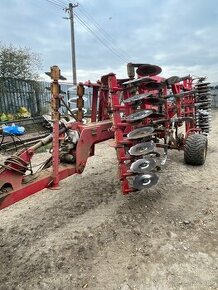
top-left (66, 3), bottom-right (78, 85)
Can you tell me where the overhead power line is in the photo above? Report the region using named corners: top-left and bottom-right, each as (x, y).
top-left (74, 12), bottom-right (129, 62)
top-left (45, 0), bottom-right (130, 63)
top-left (45, 0), bottom-right (65, 9)
top-left (57, 0), bottom-right (68, 6)
top-left (44, 0), bottom-right (132, 81)
top-left (77, 3), bottom-right (132, 60)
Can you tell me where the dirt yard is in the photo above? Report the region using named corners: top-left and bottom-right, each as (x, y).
top-left (0, 111), bottom-right (217, 290)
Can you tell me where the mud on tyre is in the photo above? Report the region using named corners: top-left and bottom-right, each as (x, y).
top-left (184, 134), bottom-right (208, 165)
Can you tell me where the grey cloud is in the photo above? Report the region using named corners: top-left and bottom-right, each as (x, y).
top-left (0, 0), bottom-right (218, 81)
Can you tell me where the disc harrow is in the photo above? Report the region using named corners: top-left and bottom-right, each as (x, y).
top-left (104, 63), bottom-right (211, 193)
top-left (0, 63), bottom-right (211, 210)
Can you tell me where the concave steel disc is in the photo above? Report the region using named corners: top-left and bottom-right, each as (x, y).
top-left (122, 76), bottom-right (153, 86)
top-left (127, 126), bottom-right (155, 139)
top-left (126, 110), bottom-right (154, 122)
top-left (136, 64), bottom-right (162, 76)
top-left (130, 157), bottom-right (156, 173)
top-left (129, 141), bottom-right (155, 156)
top-left (123, 93), bottom-right (152, 103)
top-left (133, 172), bottom-right (159, 190)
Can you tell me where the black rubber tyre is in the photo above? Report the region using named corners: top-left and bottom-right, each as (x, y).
top-left (184, 134), bottom-right (208, 165)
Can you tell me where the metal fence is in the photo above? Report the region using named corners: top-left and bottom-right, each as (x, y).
top-left (0, 78), bottom-right (52, 117)
top-left (0, 78), bottom-right (92, 118)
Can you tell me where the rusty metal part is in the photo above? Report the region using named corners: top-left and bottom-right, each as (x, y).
top-left (77, 97), bottom-right (84, 109)
top-left (77, 83), bottom-right (85, 97)
top-left (136, 64), bottom-right (162, 76)
top-left (127, 63), bottom-right (135, 78)
top-left (45, 65), bottom-right (67, 81)
top-left (100, 73), bottom-right (115, 86)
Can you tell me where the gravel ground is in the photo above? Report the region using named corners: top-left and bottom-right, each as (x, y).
top-left (0, 111), bottom-right (217, 290)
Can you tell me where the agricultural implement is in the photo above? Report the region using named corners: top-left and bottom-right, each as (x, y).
top-left (0, 63), bottom-right (211, 210)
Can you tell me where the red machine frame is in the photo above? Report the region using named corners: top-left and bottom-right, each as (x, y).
top-left (0, 64), bottom-right (210, 210)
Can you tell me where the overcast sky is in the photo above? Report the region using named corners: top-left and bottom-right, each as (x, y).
top-left (0, 0), bottom-right (218, 83)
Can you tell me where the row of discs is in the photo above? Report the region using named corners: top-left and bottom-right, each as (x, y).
top-left (127, 131), bottom-right (159, 190)
top-left (123, 92), bottom-right (160, 190)
top-left (194, 82), bottom-right (212, 133)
